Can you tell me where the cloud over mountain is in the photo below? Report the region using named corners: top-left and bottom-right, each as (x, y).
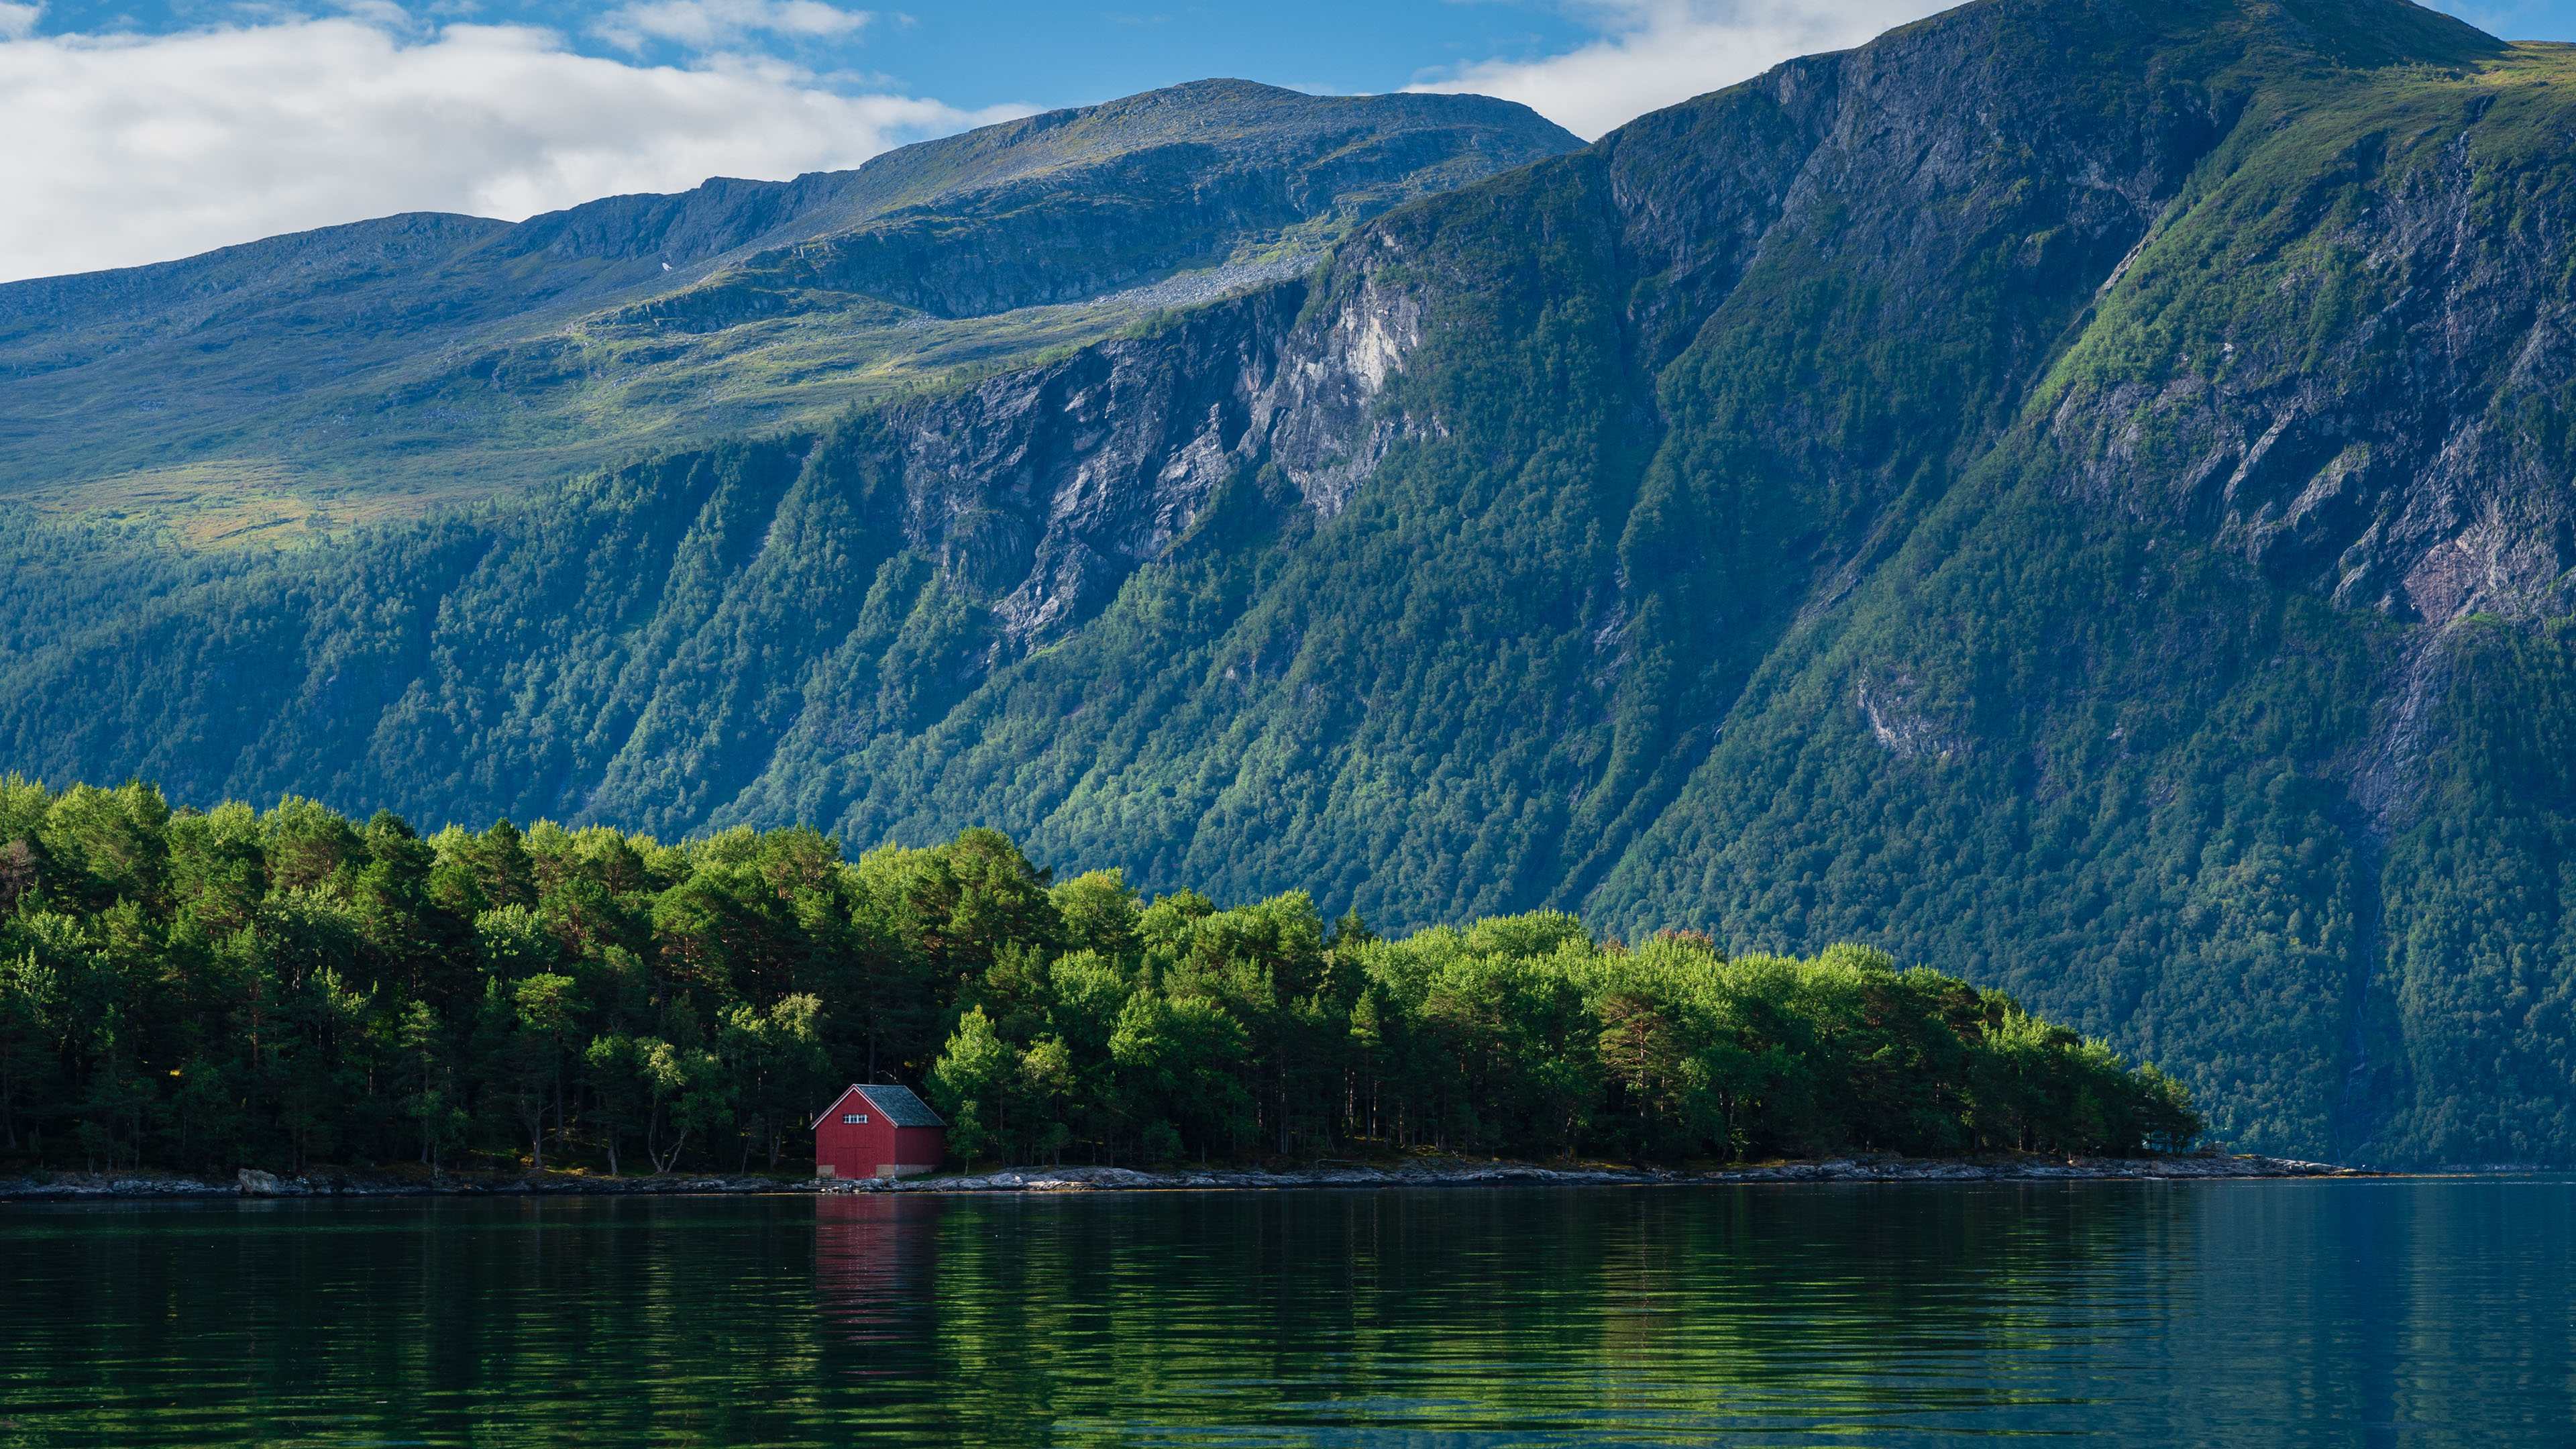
top-left (1411, 0), bottom-right (1944, 139)
top-left (0, 13), bottom-right (1014, 282)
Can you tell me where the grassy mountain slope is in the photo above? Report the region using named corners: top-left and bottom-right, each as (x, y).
top-left (3, 0), bottom-right (2573, 1165)
top-left (0, 82), bottom-right (1577, 537)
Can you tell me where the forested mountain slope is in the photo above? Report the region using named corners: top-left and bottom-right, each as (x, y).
top-left (0, 82), bottom-right (1576, 529)
top-left (5, 0), bottom-right (2575, 1167)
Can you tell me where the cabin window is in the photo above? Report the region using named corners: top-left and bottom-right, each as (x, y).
top-left (844, 1113), bottom-right (867, 1124)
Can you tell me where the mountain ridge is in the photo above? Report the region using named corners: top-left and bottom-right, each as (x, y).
top-left (0, 80), bottom-right (1578, 528)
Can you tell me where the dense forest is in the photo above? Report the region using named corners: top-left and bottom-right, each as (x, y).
top-left (3, 1), bottom-right (2568, 1169)
top-left (0, 779), bottom-right (2198, 1176)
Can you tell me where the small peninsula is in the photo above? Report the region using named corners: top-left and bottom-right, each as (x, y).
top-left (2, 781), bottom-right (2202, 1186)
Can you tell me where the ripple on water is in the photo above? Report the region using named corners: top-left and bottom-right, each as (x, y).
top-left (0, 1179), bottom-right (2570, 1446)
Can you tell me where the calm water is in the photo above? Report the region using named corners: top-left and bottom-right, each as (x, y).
top-left (0, 1179), bottom-right (2570, 1446)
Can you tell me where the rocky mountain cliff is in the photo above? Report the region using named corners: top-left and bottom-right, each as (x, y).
top-left (0, 81), bottom-right (1576, 524)
top-left (4, 0), bottom-right (2575, 1166)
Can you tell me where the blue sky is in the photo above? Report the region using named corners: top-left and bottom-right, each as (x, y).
top-left (3, 0), bottom-right (2573, 280)
top-left (11, 1), bottom-right (1621, 120)
top-left (21, 1), bottom-right (2576, 112)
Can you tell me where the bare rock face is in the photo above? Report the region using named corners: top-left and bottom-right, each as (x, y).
top-left (2047, 119), bottom-right (2576, 631)
top-left (814, 0), bottom-right (2268, 684)
top-left (858, 262), bottom-right (1455, 656)
top-left (2020, 58), bottom-right (2576, 864)
top-left (874, 288), bottom-right (1305, 651)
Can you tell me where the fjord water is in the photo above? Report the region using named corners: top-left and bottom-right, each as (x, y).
top-left (0, 1181), bottom-right (2567, 1446)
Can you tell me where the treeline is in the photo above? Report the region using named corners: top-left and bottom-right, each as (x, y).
top-left (0, 780), bottom-right (2198, 1176)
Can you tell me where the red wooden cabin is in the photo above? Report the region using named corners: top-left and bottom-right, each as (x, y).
top-left (811, 1083), bottom-right (947, 1179)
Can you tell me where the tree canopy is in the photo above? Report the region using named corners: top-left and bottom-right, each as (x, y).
top-left (0, 777), bottom-right (2196, 1176)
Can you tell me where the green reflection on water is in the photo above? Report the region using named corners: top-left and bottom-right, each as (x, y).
top-left (0, 1181), bottom-right (2570, 1446)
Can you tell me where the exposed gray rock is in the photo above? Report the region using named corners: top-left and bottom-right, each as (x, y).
top-left (0, 1171), bottom-right (804, 1200)
top-left (0, 1155), bottom-right (2382, 1201)
top-left (844, 256), bottom-right (1452, 658)
top-left (876, 287), bottom-right (1307, 652)
top-left (2048, 135), bottom-right (2576, 631)
top-left (818, 1153), bottom-right (2383, 1193)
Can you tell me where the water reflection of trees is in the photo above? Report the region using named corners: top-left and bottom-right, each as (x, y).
top-left (845, 1185), bottom-right (2210, 1442)
top-left (23, 1185), bottom-right (2572, 1446)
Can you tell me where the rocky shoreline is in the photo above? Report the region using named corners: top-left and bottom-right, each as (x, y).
top-left (822, 1153), bottom-right (2379, 1193)
top-left (0, 1153), bottom-right (2383, 1202)
top-left (0, 1167), bottom-right (800, 1201)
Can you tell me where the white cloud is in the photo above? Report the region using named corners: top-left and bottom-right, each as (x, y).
top-left (0, 17), bottom-right (1022, 283)
top-left (594, 0), bottom-right (871, 54)
top-left (329, 0), bottom-right (423, 30)
top-left (0, 2), bottom-right (42, 43)
top-left (1412, 0), bottom-right (1947, 141)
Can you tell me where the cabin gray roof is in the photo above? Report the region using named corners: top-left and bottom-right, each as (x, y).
top-left (855, 1083), bottom-right (946, 1128)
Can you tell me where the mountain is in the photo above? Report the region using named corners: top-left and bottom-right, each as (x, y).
top-left (5, 0), bottom-right (2575, 1167)
top-left (0, 80), bottom-right (1578, 541)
